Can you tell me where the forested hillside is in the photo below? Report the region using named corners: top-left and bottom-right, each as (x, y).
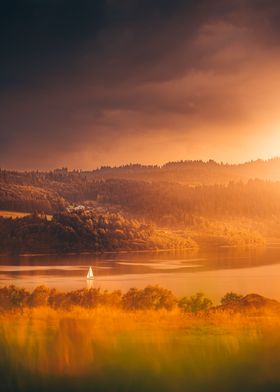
top-left (0, 183), bottom-right (66, 213)
top-left (2, 165), bottom-right (280, 223)
top-left (2, 159), bottom-right (280, 253)
top-left (84, 158), bottom-right (280, 184)
top-left (2, 157), bottom-right (280, 188)
top-left (86, 179), bottom-right (280, 225)
top-left (0, 211), bottom-right (195, 254)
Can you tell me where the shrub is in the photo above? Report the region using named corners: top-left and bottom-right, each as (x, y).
top-left (122, 286), bottom-right (176, 310)
top-left (178, 293), bottom-right (212, 313)
top-left (28, 285), bottom-right (51, 307)
top-left (48, 288), bottom-right (122, 309)
top-left (221, 292), bottom-right (243, 306)
top-left (0, 285), bottom-right (29, 310)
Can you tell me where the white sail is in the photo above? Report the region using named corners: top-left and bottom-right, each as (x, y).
top-left (87, 266), bottom-right (94, 280)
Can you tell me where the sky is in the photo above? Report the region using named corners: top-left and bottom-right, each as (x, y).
top-left (1, 0), bottom-right (280, 170)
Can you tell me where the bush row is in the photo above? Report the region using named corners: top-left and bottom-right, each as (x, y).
top-left (0, 285), bottom-right (243, 312)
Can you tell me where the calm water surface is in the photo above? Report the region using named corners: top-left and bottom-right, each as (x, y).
top-left (1, 246), bottom-right (280, 301)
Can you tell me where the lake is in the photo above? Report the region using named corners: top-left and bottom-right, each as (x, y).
top-left (1, 246), bottom-right (280, 302)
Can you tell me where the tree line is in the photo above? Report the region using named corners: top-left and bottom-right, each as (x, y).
top-left (0, 284), bottom-right (244, 312)
top-left (0, 210), bottom-right (195, 254)
top-left (2, 156), bottom-right (280, 189)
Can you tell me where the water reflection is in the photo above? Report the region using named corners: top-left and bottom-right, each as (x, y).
top-left (86, 279), bottom-right (94, 290)
top-left (0, 247), bottom-right (280, 301)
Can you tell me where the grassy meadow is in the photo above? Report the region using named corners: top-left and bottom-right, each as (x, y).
top-left (1, 286), bottom-right (280, 391)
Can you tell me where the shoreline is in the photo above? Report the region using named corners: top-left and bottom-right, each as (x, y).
top-left (0, 246), bottom-right (198, 258)
top-left (0, 241), bottom-right (271, 258)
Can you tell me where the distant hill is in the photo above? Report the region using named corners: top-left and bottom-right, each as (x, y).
top-left (1, 160), bottom-right (280, 248)
top-left (0, 183), bottom-right (66, 213)
top-left (2, 162), bottom-right (280, 224)
top-left (83, 158), bottom-right (280, 184)
top-left (3, 158), bottom-right (280, 186)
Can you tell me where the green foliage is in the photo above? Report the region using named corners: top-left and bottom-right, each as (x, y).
top-left (29, 286), bottom-right (51, 307)
top-left (0, 285), bottom-right (29, 310)
top-left (0, 183), bottom-right (66, 213)
top-left (221, 292), bottom-right (244, 306)
top-left (0, 210), bottom-right (196, 253)
top-left (0, 285), bottom-right (177, 311)
top-left (3, 167), bottom-right (280, 225)
top-left (0, 168), bottom-right (276, 250)
top-left (48, 288), bottom-right (122, 310)
top-left (122, 286), bottom-right (176, 310)
top-left (178, 293), bottom-right (213, 313)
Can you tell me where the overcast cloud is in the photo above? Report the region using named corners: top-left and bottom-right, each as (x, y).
top-left (1, 0), bottom-right (280, 169)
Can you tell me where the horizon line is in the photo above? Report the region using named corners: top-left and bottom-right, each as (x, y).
top-left (1, 156), bottom-right (280, 173)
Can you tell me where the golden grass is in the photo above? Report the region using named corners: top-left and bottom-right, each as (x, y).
top-left (2, 305), bottom-right (280, 333)
top-left (2, 306), bottom-right (280, 391)
top-left (0, 210), bottom-right (52, 220)
top-left (0, 306), bottom-right (260, 377)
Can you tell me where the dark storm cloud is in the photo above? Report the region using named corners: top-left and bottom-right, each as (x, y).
top-left (0, 0), bottom-right (214, 87)
top-left (1, 0), bottom-right (280, 169)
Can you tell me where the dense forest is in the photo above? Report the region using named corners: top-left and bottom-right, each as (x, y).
top-left (84, 179), bottom-right (280, 223)
top-left (1, 159), bottom-right (280, 253)
top-left (0, 183), bottom-right (66, 213)
top-left (0, 211), bottom-right (195, 254)
top-left (84, 158), bottom-right (280, 184)
top-left (2, 157), bottom-right (280, 186)
top-left (2, 174), bottom-right (280, 223)
top-left (2, 166), bottom-right (280, 221)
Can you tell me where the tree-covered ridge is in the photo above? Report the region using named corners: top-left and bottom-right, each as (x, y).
top-left (85, 157), bottom-right (280, 183)
top-left (0, 210), bottom-right (195, 254)
top-left (2, 162), bottom-right (280, 251)
top-left (85, 179), bottom-right (280, 223)
top-left (2, 157), bottom-right (280, 187)
top-left (0, 183), bottom-right (66, 213)
top-left (3, 172), bottom-right (280, 223)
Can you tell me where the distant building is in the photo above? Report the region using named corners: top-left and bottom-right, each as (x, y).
top-left (67, 205), bottom-right (85, 212)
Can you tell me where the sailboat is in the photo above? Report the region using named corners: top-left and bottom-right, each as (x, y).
top-left (86, 266), bottom-right (94, 280)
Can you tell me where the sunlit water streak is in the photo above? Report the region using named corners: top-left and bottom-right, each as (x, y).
top-left (1, 247), bottom-right (280, 301)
